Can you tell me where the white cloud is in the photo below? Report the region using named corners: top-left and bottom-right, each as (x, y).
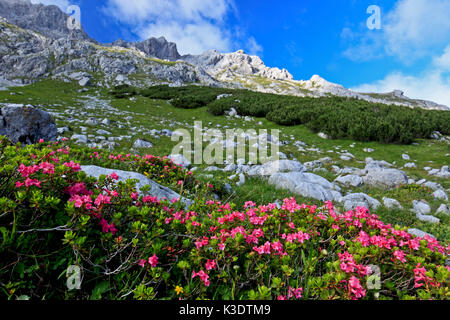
top-left (343, 0), bottom-right (450, 62)
top-left (352, 68), bottom-right (450, 107)
top-left (433, 44), bottom-right (450, 71)
top-left (140, 22), bottom-right (232, 55)
top-left (30, 0), bottom-right (71, 10)
top-left (383, 0), bottom-right (450, 60)
top-left (247, 37), bottom-right (263, 56)
top-left (103, 0), bottom-right (238, 55)
top-left (345, 0), bottom-right (450, 106)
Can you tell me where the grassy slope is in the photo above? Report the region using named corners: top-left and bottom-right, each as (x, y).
top-left (0, 79), bottom-right (449, 241)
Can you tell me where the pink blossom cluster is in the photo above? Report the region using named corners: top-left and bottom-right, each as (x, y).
top-left (192, 270), bottom-right (210, 287)
top-left (338, 251), bottom-right (371, 277)
top-left (413, 263), bottom-right (438, 289)
top-left (138, 254), bottom-right (159, 268)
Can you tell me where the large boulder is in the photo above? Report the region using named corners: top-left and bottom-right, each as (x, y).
top-left (247, 160), bottom-right (307, 177)
top-left (0, 104), bottom-right (57, 144)
top-left (339, 193), bottom-right (381, 211)
top-left (411, 200), bottom-right (431, 215)
top-left (133, 139), bottom-right (153, 149)
top-left (382, 197), bottom-right (403, 210)
top-left (363, 167), bottom-right (408, 189)
top-left (81, 165), bottom-right (191, 208)
top-left (269, 172), bottom-right (342, 202)
top-left (334, 174), bottom-right (364, 188)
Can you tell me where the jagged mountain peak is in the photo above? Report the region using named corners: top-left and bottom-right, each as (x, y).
top-left (182, 49), bottom-right (294, 82)
top-left (0, 0), bottom-right (91, 40)
top-left (106, 36), bottom-right (181, 61)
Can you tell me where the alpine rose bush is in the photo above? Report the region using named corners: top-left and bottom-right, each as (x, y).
top-left (0, 135), bottom-right (448, 300)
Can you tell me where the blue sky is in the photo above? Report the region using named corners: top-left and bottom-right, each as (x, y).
top-left (32, 0), bottom-right (450, 106)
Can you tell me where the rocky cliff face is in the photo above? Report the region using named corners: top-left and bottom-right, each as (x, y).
top-left (107, 37), bottom-right (181, 61)
top-left (0, 0), bottom-right (90, 40)
top-left (182, 49), bottom-right (293, 82)
top-left (0, 17), bottom-right (218, 87)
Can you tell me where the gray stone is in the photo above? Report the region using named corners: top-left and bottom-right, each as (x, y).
top-left (57, 127), bottom-right (69, 135)
top-left (363, 168), bottom-right (408, 189)
top-left (169, 154), bottom-right (191, 169)
top-left (133, 139), bottom-right (153, 148)
top-left (411, 200), bottom-right (431, 215)
top-left (416, 214), bottom-right (440, 224)
top-left (334, 175), bottom-right (364, 188)
top-left (436, 204), bottom-right (450, 215)
top-left (408, 228), bottom-right (435, 239)
top-left (96, 129), bottom-right (111, 135)
top-left (236, 173), bottom-right (246, 187)
top-left (339, 193), bottom-right (381, 211)
top-left (71, 134), bottom-right (88, 144)
top-left (268, 172), bottom-right (342, 202)
top-left (85, 117), bottom-right (99, 126)
top-left (247, 160), bottom-right (307, 177)
top-left (79, 77), bottom-right (92, 87)
top-left (224, 163), bottom-right (237, 172)
top-left (81, 165), bottom-right (191, 208)
top-left (0, 104), bottom-right (57, 144)
top-left (382, 197), bottom-right (403, 209)
top-left (205, 166), bottom-right (221, 172)
top-left (432, 189), bottom-right (448, 201)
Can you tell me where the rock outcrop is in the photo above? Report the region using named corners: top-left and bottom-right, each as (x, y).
top-left (0, 0), bottom-right (90, 40)
top-left (81, 165), bottom-right (192, 209)
top-left (107, 37), bottom-right (180, 61)
top-left (0, 104), bottom-right (57, 144)
top-left (182, 49), bottom-right (294, 82)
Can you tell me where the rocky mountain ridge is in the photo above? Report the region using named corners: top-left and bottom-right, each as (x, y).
top-left (0, 0), bottom-right (90, 40)
top-left (0, 0), bottom-right (448, 110)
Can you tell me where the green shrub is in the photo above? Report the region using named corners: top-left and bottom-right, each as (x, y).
top-left (110, 85), bottom-right (450, 144)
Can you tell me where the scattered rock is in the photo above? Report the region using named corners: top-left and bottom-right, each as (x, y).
top-left (340, 193), bottom-right (381, 211)
top-left (85, 117), bottom-right (99, 126)
top-left (416, 214), bottom-right (440, 224)
top-left (432, 189), bottom-right (448, 201)
top-left (169, 154), bottom-right (191, 169)
top-left (71, 134), bottom-right (88, 144)
top-left (79, 77), bottom-right (92, 87)
top-left (436, 204), bottom-right (450, 215)
top-left (363, 160), bottom-right (408, 189)
top-left (268, 172), bottom-right (342, 202)
top-left (133, 139), bottom-right (153, 148)
top-left (247, 160), bottom-right (307, 177)
top-left (81, 165), bottom-right (191, 208)
top-left (382, 197), bottom-right (403, 210)
top-left (334, 175), bottom-right (364, 188)
top-left (318, 132), bottom-right (330, 139)
top-left (407, 228), bottom-right (435, 239)
top-left (411, 200), bottom-right (431, 215)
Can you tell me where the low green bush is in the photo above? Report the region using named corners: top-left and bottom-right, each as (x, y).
top-left (111, 85), bottom-right (450, 144)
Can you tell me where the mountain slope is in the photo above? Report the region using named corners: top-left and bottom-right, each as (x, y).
top-left (0, 0), bottom-right (447, 110)
top-left (0, 17), bottom-right (218, 87)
